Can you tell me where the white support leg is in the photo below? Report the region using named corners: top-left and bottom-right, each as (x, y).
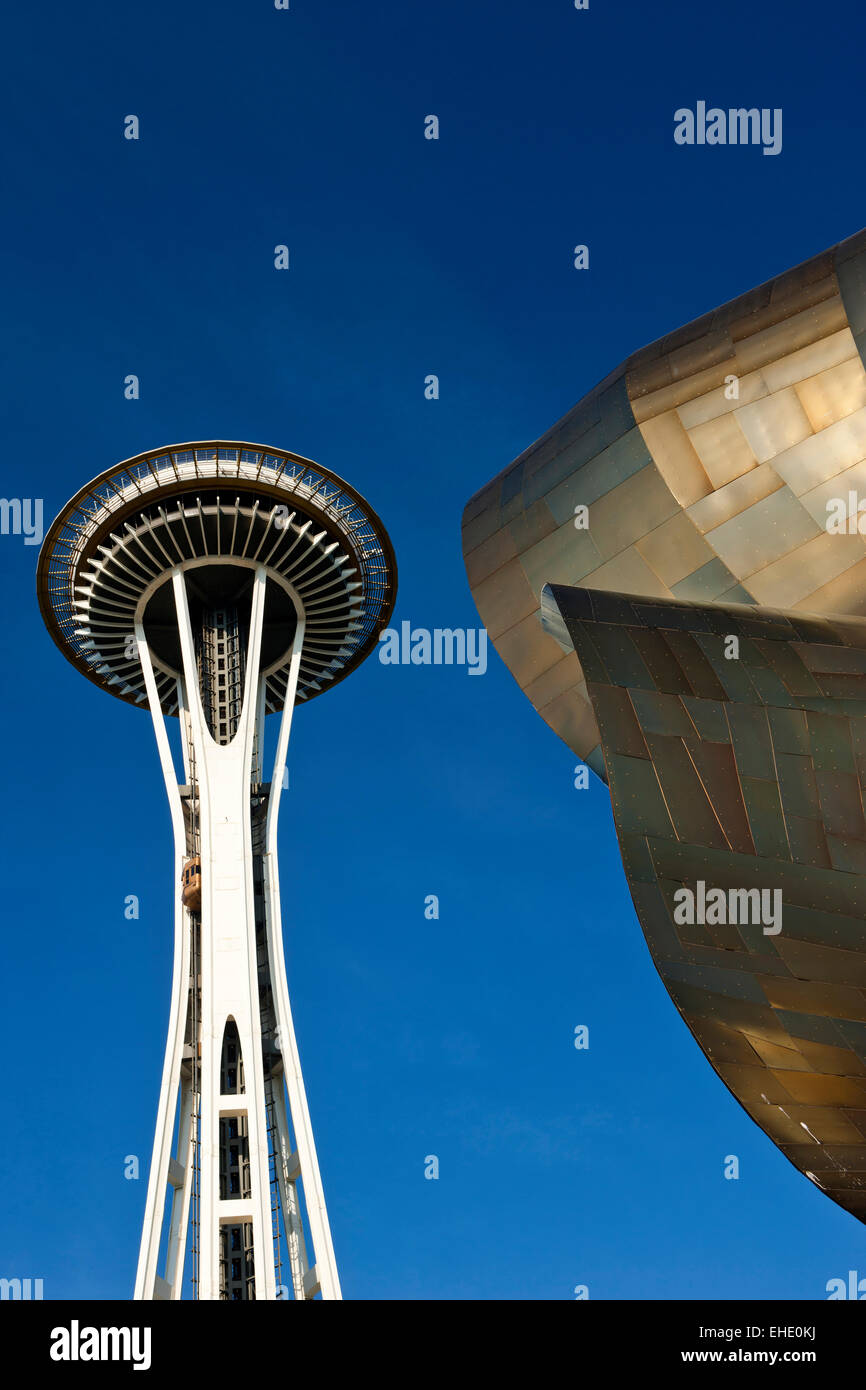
top-left (264, 616), bottom-right (343, 1300)
top-left (133, 623), bottom-right (190, 1301)
top-left (164, 1075), bottom-right (196, 1298)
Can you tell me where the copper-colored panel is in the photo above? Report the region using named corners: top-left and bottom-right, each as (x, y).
top-left (775, 938), bottom-right (866, 989)
top-left (778, 1107), bottom-right (865, 1144)
top-left (795, 641), bottom-right (866, 675)
top-left (806, 710), bottom-right (857, 772)
top-left (758, 639), bottom-right (823, 697)
top-left (642, 729), bottom-right (730, 850)
top-left (716, 1063), bottom-right (794, 1105)
top-left (768, 705), bottom-right (811, 755)
top-left (795, 1039), bottom-right (866, 1076)
top-left (684, 740), bottom-right (755, 855)
top-left (659, 630), bottom-right (730, 700)
top-left (549, 584), bottom-right (866, 1223)
top-left (776, 752), bottom-right (821, 820)
top-left (588, 684), bottom-right (649, 760)
top-left (814, 769), bottom-right (866, 839)
top-left (628, 689), bottom-right (695, 738)
top-left (747, 1036), bottom-right (814, 1071)
top-left (759, 977), bottom-right (866, 1023)
top-left (826, 833), bottom-right (866, 874)
top-left (740, 776), bottom-right (790, 860)
top-left (726, 704), bottom-right (775, 779)
top-left (681, 1013), bottom-right (763, 1066)
top-left (629, 629), bottom-right (699, 696)
top-left (606, 752), bottom-right (676, 839)
top-left (771, 1071), bottom-right (866, 1107)
top-left (779, 814), bottom-right (833, 870)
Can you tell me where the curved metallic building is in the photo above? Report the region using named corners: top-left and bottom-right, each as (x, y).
top-left (463, 229), bottom-right (866, 1223)
top-left (464, 226), bottom-right (866, 780)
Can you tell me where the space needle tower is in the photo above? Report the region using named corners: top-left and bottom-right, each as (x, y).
top-left (37, 441), bottom-right (397, 1300)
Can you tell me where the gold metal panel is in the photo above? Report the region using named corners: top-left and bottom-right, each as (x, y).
top-left (745, 533), bottom-right (865, 609)
top-left (585, 465), bottom-right (681, 562)
top-left (772, 1072), bottom-right (866, 1106)
top-left (580, 547), bottom-right (672, 600)
top-left (759, 976), bottom-right (866, 1022)
top-left (735, 388), bottom-right (814, 464)
top-left (729, 273), bottom-right (837, 341)
top-left (775, 937), bottom-right (866, 987)
top-left (759, 326), bottom-right (856, 394)
top-left (706, 485), bottom-right (820, 578)
top-left (686, 461), bottom-right (784, 534)
top-left (629, 361), bottom-right (734, 425)
top-left (793, 555), bottom-right (866, 619)
top-left (779, 1108), bottom-right (865, 1143)
top-left (471, 557), bottom-right (539, 641)
top-left (676, 369), bottom-right (769, 431)
top-left (747, 1037), bottom-right (815, 1071)
top-left (771, 406), bottom-right (866, 497)
top-left (462, 481), bottom-right (502, 552)
top-left (687, 413), bottom-right (758, 489)
top-left (538, 685), bottom-right (602, 756)
top-left (799, 456), bottom-right (866, 525)
top-left (795, 355), bottom-right (866, 432)
top-left (668, 328), bottom-right (733, 382)
top-left (627, 353), bottom-right (673, 398)
top-left (517, 520), bottom-right (602, 596)
top-left (796, 1039), bottom-right (866, 1075)
top-left (635, 511), bottom-right (715, 587)
top-left (637, 410), bottom-right (712, 506)
top-left (732, 297), bottom-right (848, 376)
top-left (494, 610), bottom-right (563, 689)
top-left (524, 652), bottom-right (585, 711)
top-left (464, 524), bottom-right (517, 588)
top-left (508, 498), bottom-right (558, 554)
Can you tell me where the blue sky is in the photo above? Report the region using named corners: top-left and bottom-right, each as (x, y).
top-left (2, 0), bottom-right (865, 1299)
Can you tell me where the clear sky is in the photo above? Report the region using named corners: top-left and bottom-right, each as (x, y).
top-left (2, 0), bottom-right (864, 1300)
